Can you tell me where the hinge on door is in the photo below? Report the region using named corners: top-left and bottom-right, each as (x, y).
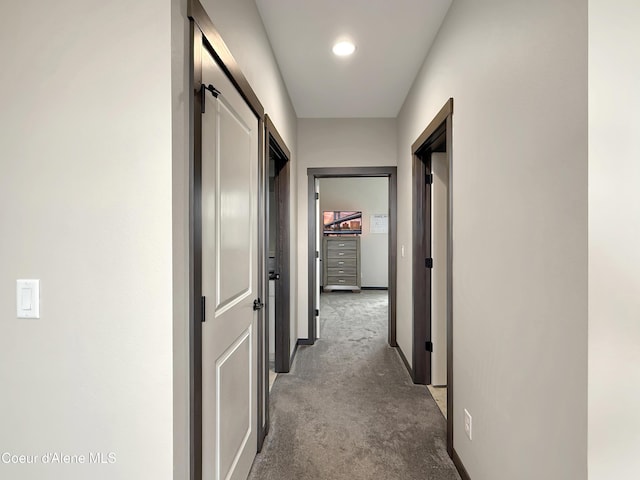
top-left (315, 192), bottom-right (319, 200)
top-left (316, 251), bottom-right (319, 259)
top-left (199, 84), bottom-right (221, 114)
top-left (426, 173), bottom-right (433, 185)
top-left (425, 258), bottom-right (433, 268)
top-left (425, 341), bottom-right (433, 352)
top-left (315, 309), bottom-right (319, 317)
top-left (201, 296), bottom-right (206, 322)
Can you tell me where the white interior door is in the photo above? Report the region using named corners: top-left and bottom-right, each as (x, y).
top-left (431, 152), bottom-right (448, 386)
top-left (201, 49), bottom-right (259, 480)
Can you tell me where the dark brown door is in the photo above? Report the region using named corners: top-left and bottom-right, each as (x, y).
top-left (412, 157), bottom-right (432, 385)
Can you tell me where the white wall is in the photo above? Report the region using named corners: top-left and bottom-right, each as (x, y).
top-left (319, 177), bottom-right (389, 288)
top-left (296, 118), bottom-right (397, 338)
top-left (588, 1), bottom-right (640, 478)
top-left (0, 1), bottom-right (174, 479)
top-left (172, 0), bottom-right (191, 477)
top-left (396, 1), bottom-right (587, 479)
top-left (199, 0), bottom-right (299, 357)
top-left (0, 1), bottom-right (298, 479)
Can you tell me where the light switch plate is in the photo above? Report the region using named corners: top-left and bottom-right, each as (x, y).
top-left (17, 279), bottom-right (40, 319)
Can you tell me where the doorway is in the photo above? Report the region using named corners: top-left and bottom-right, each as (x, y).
top-left (260, 115), bottom-right (292, 450)
top-left (318, 176), bottom-right (390, 350)
top-left (411, 98), bottom-right (454, 455)
top-left (265, 115), bottom-right (291, 374)
top-left (306, 167), bottom-right (397, 347)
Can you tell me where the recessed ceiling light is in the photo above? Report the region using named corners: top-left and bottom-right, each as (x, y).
top-left (332, 41), bottom-right (356, 57)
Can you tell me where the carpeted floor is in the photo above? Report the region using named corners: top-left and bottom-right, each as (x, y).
top-left (248, 290), bottom-right (461, 480)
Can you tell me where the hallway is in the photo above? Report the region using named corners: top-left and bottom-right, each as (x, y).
top-left (248, 291), bottom-right (460, 480)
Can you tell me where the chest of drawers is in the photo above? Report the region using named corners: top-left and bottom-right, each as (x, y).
top-left (323, 236), bottom-right (361, 291)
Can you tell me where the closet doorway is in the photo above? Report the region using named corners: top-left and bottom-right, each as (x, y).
top-left (260, 115), bottom-right (292, 451)
top-left (411, 98), bottom-right (454, 455)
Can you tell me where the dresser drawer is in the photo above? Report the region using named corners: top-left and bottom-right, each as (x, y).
top-left (327, 249), bottom-right (357, 259)
top-left (326, 275), bottom-right (357, 286)
top-left (328, 267), bottom-right (357, 276)
top-left (326, 258), bottom-right (356, 268)
top-left (326, 239), bottom-right (357, 250)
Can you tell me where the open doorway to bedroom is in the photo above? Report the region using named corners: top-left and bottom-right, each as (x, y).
top-left (306, 167), bottom-right (397, 348)
top-left (317, 177), bottom-right (390, 346)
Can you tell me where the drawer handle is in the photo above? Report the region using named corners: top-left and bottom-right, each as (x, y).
top-left (338, 243), bottom-right (345, 247)
top-left (338, 252), bottom-right (345, 256)
top-left (339, 270), bottom-right (344, 274)
top-left (338, 261), bottom-right (344, 265)
top-left (338, 279), bottom-right (345, 283)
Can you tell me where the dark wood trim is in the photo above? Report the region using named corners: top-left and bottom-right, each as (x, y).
top-left (445, 114), bottom-right (454, 455)
top-left (452, 448), bottom-right (472, 480)
top-left (395, 346), bottom-right (412, 378)
top-left (411, 98), bottom-right (453, 154)
top-left (306, 173), bottom-right (317, 344)
top-left (265, 114), bottom-right (291, 159)
top-left (188, 0), bottom-right (264, 119)
top-left (289, 341), bottom-right (300, 365)
top-left (189, 22), bottom-right (203, 480)
top-left (388, 168), bottom-right (398, 347)
top-left (260, 121), bottom-right (270, 451)
top-left (306, 167), bottom-right (397, 348)
top-left (265, 114), bottom-right (292, 374)
top-left (256, 116), bottom-right (266, 452)
top-left (307, 167), bottom-right (395, 178)
top-left (411, 98), bottom-right (455, 458)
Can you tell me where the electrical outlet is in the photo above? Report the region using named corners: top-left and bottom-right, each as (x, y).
top-left (464, 409), bottom-right (472, 440)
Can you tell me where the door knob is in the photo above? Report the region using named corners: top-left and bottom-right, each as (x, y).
top-left (253, 298), bottom-right (264, 311)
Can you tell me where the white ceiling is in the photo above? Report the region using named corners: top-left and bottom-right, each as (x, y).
top-left (254, 0), bottom-right (453, 118)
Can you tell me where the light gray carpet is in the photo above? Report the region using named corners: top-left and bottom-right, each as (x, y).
top-left (248, 291), bottom-right (460, 480)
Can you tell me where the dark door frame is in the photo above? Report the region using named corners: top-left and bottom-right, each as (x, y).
top-left (265, 114), bottom-right (292, 375)
top-left (305, 167), bottom-right (398, 347)
top-left (188, 1), bottom-right (265, 478)
top-left (260, 115), bottom-right (291, 451)
top-left (411, 99), bottom-right (457, 463)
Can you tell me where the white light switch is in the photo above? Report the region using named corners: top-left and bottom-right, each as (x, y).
top-left (17, 279), bottom-right (40, 318)
top-left (21, 288), bottom-right (32, 310)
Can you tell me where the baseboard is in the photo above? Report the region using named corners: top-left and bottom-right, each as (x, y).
top-left (297, 338), bottom-right (315, 346)
top-left (452, 448), bottom-right (471, 480)
top-left (289, 341), bottom-right (300, 367)
top-left (394, 345), bottom-right (413, 381)
top-left (321, 286), bottom-right (388, 292)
